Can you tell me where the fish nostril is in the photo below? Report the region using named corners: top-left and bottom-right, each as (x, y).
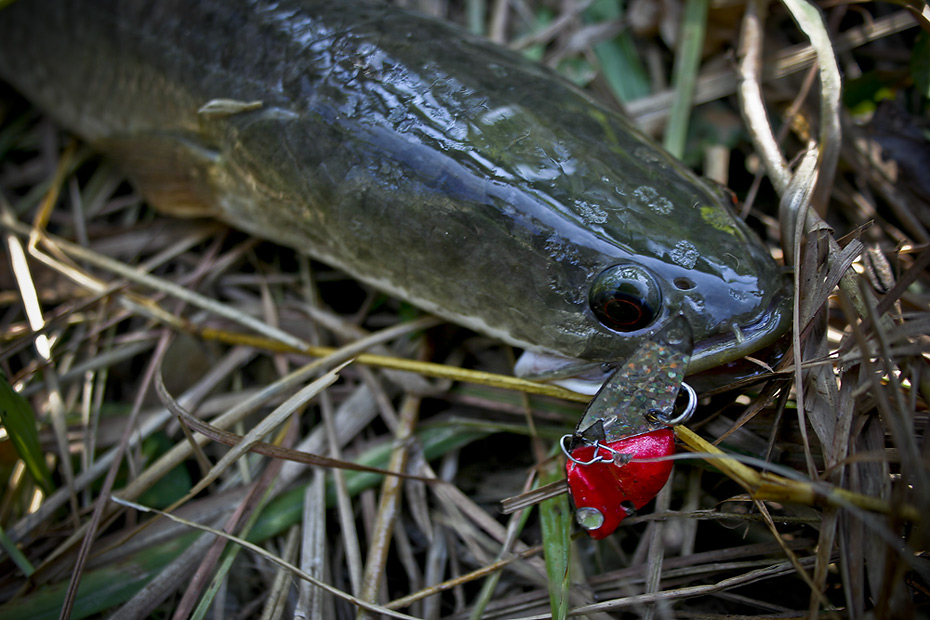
top-left (674, 277), bottom-right (695, 290)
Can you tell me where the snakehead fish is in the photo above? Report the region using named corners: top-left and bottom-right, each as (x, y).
top-left (0, 0), bottom-right (790, 389)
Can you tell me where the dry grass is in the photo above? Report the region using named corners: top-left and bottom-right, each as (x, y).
top-left (0, 1), bottom-right (927, 618)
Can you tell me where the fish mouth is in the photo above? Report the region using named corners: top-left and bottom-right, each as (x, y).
top-left (515, 286), bottom-right (792, 395)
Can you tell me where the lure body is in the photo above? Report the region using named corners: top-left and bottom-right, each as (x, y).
top-left (562, 316), bottom-right (695, 537)
top-left (566, 430), bottom-right (675, 539)
top-left (0, 0), bottom-right (790, 378)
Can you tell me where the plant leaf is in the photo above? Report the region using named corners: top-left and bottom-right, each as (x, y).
top-left (539, 456), bottom-right (571, 620)
top-left (0, 372), bottom-right (53, 494)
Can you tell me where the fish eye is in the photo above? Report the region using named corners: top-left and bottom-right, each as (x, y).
top-left (589, 264), bottom-right (662, 332)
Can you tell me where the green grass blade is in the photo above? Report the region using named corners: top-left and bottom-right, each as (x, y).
top-left (664, 0), bottom-right (709, 158)
top-left (189, 489), bottom-right (272, 620)
top-left (0, 523), bottom-right (34, 576)
top-left (910, 30), bottom-right (930, 99)
top-left (468, 482), bottom-right (536, 620)
top-left (585, 0), bottom-right (651, 103)
top-left (0, 532), bottom-right (202, 620)
top-left (466, 0), bottom-right (485, 36)
top-left (538, 456), bottom-right (571, 620)
top-left (248, 423), bottom-right (488, 543)
top-left (0, 372), bottom-right (53, 494)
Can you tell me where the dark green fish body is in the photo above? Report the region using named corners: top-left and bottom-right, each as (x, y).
top-left (0, 0), bottom-right (790, 377)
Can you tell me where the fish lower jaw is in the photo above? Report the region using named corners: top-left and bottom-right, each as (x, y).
top-left (513, 351), bottom-right (611, 395)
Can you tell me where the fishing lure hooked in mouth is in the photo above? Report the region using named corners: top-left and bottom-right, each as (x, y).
top-left (562, 315), bottom-right (697, 539)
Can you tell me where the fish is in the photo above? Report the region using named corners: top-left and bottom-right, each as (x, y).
top-left (0, 0), bottom-right (790, 389)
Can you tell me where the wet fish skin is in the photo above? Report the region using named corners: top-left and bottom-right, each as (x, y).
top-left (0, 0), bottom-right (790, 373)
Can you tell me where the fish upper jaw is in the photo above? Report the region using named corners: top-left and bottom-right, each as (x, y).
top-left (684, 280), bottom-right (792, 375)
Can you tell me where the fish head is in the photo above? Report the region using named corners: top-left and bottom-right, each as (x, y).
top-left (510, 136), bottom-right (792, 391)
top-left (430, 78), bottom-right (794, 389)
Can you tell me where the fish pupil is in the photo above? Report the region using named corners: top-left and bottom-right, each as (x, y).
top-left (601, 295), bottom-right (652, 331)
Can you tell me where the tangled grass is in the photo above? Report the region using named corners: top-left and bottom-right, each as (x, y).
top-left (0, 1), bottom-right (927, 618)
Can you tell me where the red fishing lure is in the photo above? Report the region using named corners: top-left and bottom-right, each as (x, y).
top-left (562, 316), bottom-right (696, 538)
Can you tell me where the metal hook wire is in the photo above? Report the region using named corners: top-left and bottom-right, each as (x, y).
top-left (560, 434), bottom-right (629, 466)
top-left (651, 381), bottom-right (697, 426)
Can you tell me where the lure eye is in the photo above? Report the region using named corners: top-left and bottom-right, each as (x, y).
top-left (589, 264), bottom-right (662, 332)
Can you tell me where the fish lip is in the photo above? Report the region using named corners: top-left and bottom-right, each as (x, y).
top-left (686, 282), bottom-right (793, 375)
top-left (516, 283), bottom-right (792, 394)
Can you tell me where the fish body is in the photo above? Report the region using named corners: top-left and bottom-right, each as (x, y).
top-left (0, 0), bottom-right (790, 375)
